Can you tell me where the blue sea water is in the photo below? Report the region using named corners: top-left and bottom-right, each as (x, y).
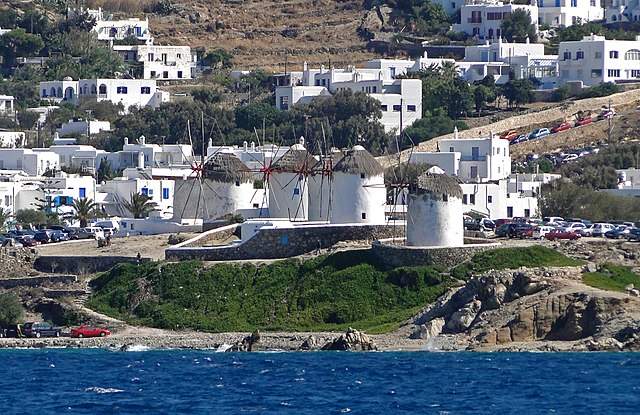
top-left (0, 350), bottom-right (639, 414)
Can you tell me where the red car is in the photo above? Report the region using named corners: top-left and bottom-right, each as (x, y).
top-left (551, 122), bottom-right (572, 133)
top-left (575, 117), bottom-right (593, 127)
top-left (545, 229), bottom-right (581, 241)
top-left (500, 130), bottom-right (519, 141)
top-left (71, 325), bottom-right (111, 338)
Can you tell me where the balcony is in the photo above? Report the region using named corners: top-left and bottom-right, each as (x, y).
top-left (467, 18), bottom-right (482, 24)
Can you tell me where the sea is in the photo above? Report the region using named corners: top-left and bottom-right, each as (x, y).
top-left (0, 349), bottom-right (638, 414)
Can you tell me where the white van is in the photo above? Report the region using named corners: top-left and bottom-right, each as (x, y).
top-left (591, 223), bottom-right (615, 237)
top-left (543, 216), bottom-right (564, 224)
top-left (533, 226), bottom-right (555, 239)
top-left (82, 227), bottom-right (105, 240)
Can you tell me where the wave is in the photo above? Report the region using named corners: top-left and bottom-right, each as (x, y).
top-left (85, 387), bottom-right (124, 394)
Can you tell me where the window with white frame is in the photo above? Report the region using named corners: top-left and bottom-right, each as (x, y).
top-left (610, 50), bottom-right (619, 59)
top-left (608, 69), bottom-right (620, 77)
top-left (625, 49), bottom-right (640, 60)
top-left (117, 86), bottom-right (128, 94)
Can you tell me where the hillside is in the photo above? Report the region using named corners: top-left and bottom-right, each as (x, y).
top-left (134, 0), bottom-right (378, 70)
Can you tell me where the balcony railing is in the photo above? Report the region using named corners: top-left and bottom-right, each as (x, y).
top-left (467, 18), bottom-right (482, 23)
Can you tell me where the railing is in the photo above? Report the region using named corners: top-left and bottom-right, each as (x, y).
top-left (460, 155), bottom-right (487, 161)
top-left (467, 18), bottom-right (482, 23)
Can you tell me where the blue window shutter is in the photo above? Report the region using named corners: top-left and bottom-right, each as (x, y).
top-left (79, 188), bottom-right (86, 198)
top-left (162, 188), bottom-right (169, 200)
top-left (141, 188), bottom-right (148, 196)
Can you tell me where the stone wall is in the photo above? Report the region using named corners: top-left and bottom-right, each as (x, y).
top-left (371, 239), bottom-right (500, 269)
top-left (166, 224), bottom-right (400, 261)
top-left (34, 256), bottom-right (151, 275)
top-left (176, 224), bottom-right (240, 248)
top-left (0, 274), bottom-right (78, 289)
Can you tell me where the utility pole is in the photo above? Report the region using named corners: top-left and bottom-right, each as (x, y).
top-left (607, 98), bottom-right (613, 143)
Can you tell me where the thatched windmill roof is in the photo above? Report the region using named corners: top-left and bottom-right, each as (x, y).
top-left (412, 168), bottom-right (463, 199)
top-left (203, 153), bottom-right (253, 184)
top-left (384, 162), bottom-right (434, 186)
top-left (271, 144), bottom-right (318, 174)
top-left (333, 145), bottom-right (384, 177)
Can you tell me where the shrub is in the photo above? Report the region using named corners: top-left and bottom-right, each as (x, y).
top-left (0, 293), bottom-right (24, 326)
top-left (583, 264), bottom-right (640, 292)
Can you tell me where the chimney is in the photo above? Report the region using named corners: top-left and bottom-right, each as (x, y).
top-left (251, 141), bottom-right (256, 151)
top-left (138, 151), bottom-right (145, 169)
top-left (454, 126), bottom-right (459, 139)
top-left (208, 138), bottom-right (212, 148)
top-left (139, 135), bottom-right (146, 145)
top-left (124, 136), bottom-right (129, 145)
top-left (243, 141), bottom-right (248, 151)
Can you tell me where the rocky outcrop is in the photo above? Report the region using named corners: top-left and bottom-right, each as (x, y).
top-left (411, 266), bottom-right (640, 351)
top-left (322, 328), bottom-right (377, 351)
top-left (229, 330), bottom-right (261, 352)
top-left (299, 335), bottom-right (320, 350)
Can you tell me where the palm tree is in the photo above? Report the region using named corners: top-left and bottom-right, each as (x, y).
top-left (122, 193), bottom-right (158, 219)
top-left (72, 198), bottom-right (97, 228)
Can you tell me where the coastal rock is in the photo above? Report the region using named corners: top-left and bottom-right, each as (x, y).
top-left (411, 318), bottom-right (445, 339)
top-left (322, 328), bottom-right (377, 351)
top-left (585, 337), bottom-right (624, 351)
top-left (445, 299), bottom-right (481, 333)
top-left (299, 335), bottom-right (320, 350)
top-left (229, 330), bottom-right (261, 352)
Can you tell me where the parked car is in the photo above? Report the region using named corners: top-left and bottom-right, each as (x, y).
top-left (64, 227), bottom-right (81, 240)
top-left (494, 219), bottom-right (512, 227)
top-left (0, 324), bottom-right (22, 338)
top-left (605, 226), bottom-right (631, 239)
top-left (15, 236), bottom-right (38, 247)
top-left (533, 225), bottom-right (555, 239)
top-left (528, 128), bottom-right (551, 141)
top-left (496, 223), bottom-right (533, 238)
top-left (22, 322), bottom-right (62, 338)
top-left (50, 230), bottom-right (69, 242)
top-left (563, 222), bottom-right (587, 232)
top-left (501, 130), bottom-right (519, 141)
top-left (551, 122), bottom-right (572, 134)
top-left (33, 230), bottom-right (54, 244)
top-left (545, 229), bottom-right (581, 241)
top-left (81, 227), bottom-right (105, 240)
top-left (543, 216), bottom-right (564, 225)
top-left (510, 134), bottom-right (529, 145)
top-left (627, 228), bottom-right (640, 242)
top-left (578, 224), bottom-right (595, 237)
top-left (70, 325), bottom-right (111, 338)
top-left (591, 223), bottom-right (616, 237)
top-left (575, 117), bottom-right (593, 127)
top-left (562, 154), bottom-right (579, 163)
top-left (479, 218), bottom-right (496, 231)
top-left (598, 108), bottom-right (616, 120)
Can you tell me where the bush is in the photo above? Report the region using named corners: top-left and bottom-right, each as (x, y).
top-left (16, 209), bottom-right (46, 225)
top-left (577, 82), bottom-right (620, 99)
top-left (0, 293), bottom-right (24, 326)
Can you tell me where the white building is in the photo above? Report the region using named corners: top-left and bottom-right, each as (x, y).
top-left (0, 149), bottom-right (59, 176)
top-left (26, 106), bottom-right (59, 126)
top-left (275, 60), bottom-right (423, 134)
top-left (558, 34), bottom-right (640, 86)
top-left (412, 132), bottom-right (511, 182)
top-left (433, 0), bottom-right (464, 15)
top-left (113, 44), bottom-right (196, 80)
top-left (606, 0), bottom-right (640, 23)
top-left (537, 0), bottom-right (603, 27)
top-left (79, 7), bottom-right (153, 43)
top-left (454, 1), bottom-right (538, 40)
top-left (99, 177), bottom-right (174, 219)
top-left (604, 167), bottom-right (640, 197)
top-left (34, 145), bottom-right (108, 173)
top-left (406, 168), bottom-right (464, 247)
top-left (40, 77), bottom-right (169, 111)
top-left (329, 146), bottom-right (387, 225)
top-left (56, 119), bottom-right (111, 137)
top-left (0, 95), bottom-right (15, 116)
top-left (268, 141), bottom-right (315, 220)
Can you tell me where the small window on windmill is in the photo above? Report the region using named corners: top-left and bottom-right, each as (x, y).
top-left (293, 188), bottom-right (300, 196)
top-left (253, 203), bottom-right (259, 208)
top-left (235, 180), bottom-right (240, 187)
top-left (443, 194), bottom-right (448, 202)
top-left (361, 212), bottom-right (366, 220)
top-left (360, 173), bottom-right (365, 179)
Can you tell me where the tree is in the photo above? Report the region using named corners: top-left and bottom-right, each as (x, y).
top-left (473, 85), bottom-right (494, 115)
top-left (0, 293), bottom-right (24, 327)
top-left (73, 198), bottom-right (97, 228)
top-left (122, 193), bottom-right (158, 219)
top-left (502, 79), bottom-right (534, 109)
top-left (15, 209), bottom-right (46, 225)
top-left (235, 102), bottom-right (281, 131)
top-left (17, 110), bottom-right (39, 131)
top-left (202, 48), bottom-right (233, 69)
top-left (0, 29), bottom-right (44, 68)
top-left (96, 158), bottom-right (117, 183)
top-left (403, 109), bottom-right (468, 146)
top-left (501, 9), bottom-right (537, 43)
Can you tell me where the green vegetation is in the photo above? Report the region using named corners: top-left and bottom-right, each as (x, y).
top-left (583, 264), bottom-right (640, 292)
top-left (87, 251), bottom-right (453, 333)
top-left (15, 208), bottom-right (47, 225)
top-left (451, 246), bottom-right (581, 280)
top-left (122, 193), bottom-right (158, 219)
top-left (501, 9), bottom-right (537, 43)
top-left (0, 293), bottom-right (24, 327)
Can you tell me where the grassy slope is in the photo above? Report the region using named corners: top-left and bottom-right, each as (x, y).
top-left (583, 264), bottom-right (640, 292)
top-left (451, 246), bottom-right (582, 280)
top-left (87, 246), bottom-right (581, 334)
